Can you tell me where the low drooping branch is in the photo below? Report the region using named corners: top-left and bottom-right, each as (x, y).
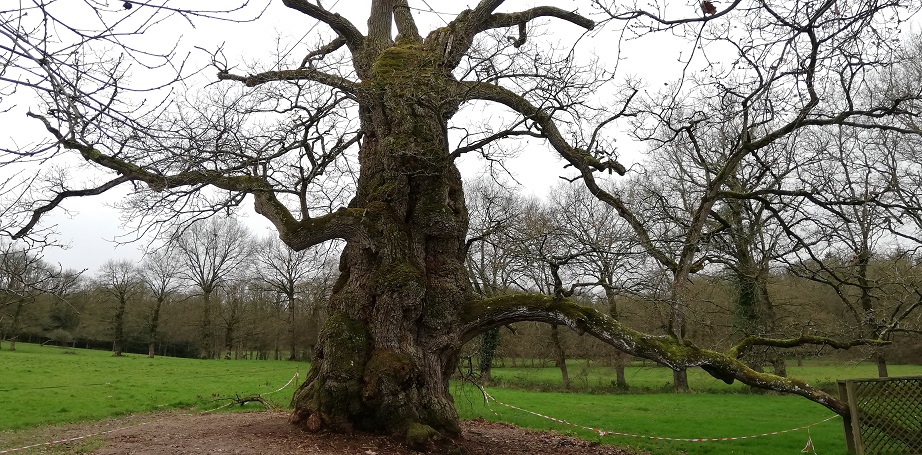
top-left (13, 175), bottom-right (130, 239)
top-left (460, 293), bottom-right (885, 416)
top-left (729, 335), bottom-right (889, 360)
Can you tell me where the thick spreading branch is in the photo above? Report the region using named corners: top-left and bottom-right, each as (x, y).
top-left (217, 68), bottom-right (357, 93)
top-left (392, 0), bottom-right (421, 42)
top-left (26, 112), bottom-right (361, 250)
top-left (459, 82), bottom-right (680, 272)
top-left (433, 3), bottom-right (594, 72)
top-left (28, 111), bottom-right (269, 194)
top-left (281, 0), bottom-right (364, 51)
top-left (459, 82), bottom-right (626, 175)
top-left (460, 293), bottom-right (884, 416)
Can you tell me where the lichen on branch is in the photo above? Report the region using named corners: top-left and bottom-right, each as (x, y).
top-left (460, 293), bottom-right (885, 416)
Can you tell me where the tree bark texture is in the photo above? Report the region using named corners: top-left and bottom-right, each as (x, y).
top-left (550, 324), bottom-right (571, 389)
top-left (9, 299), bottom-right (23, 351)
top-left (112, 296), bottom-right (127, 357)
top-left (478, 328), bottom-right (499, 383)
top-left (605, 288), bottom-right (628, 389)
top-left (288, 293), bottom-right (298, 361)
top-left (876, 350), bottom-right (889, 378)
top-left (148, 297), bottom-right (164, 358)
top-left (672, 367), bottom-right (690, 393)
top-left (200, 291), bottom-right (214, 359)
top-left (289, 42), bottom-right (469, 445)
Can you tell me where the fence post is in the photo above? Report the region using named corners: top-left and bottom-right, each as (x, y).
top-left (838, 380), bottom-right (858, 455)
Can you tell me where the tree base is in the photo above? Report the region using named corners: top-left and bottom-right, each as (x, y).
top-left (290, 409), bottom-right (464, 454)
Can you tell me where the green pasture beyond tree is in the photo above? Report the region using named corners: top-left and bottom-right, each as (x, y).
top-left (3, 0), bottom-right (922, 449)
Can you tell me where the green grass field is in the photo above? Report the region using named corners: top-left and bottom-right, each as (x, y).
top-left (454, 386), bottom-right (845, 455)
top-left (484, 359), bottom-right (922, 394)
top-left (0, 343), bottom-right (304, 430)
top-left (2, 343), bottom-right (920, 454)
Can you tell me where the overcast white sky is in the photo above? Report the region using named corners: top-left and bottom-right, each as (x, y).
top-left (5, 0), bottom-right (692, 273)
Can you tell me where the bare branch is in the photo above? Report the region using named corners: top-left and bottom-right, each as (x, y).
top-left (729, 335), bottom-right (888, 359)
top-left (479, 7), bottom-right (595, 33)
top-left (217, 68), bottom-right (357, 94)
top-left (281, 0), bottom-right (364, 50)
top-left (300, 37), bottom-right (347, 68)
top-left (13, 176), bottom-right (130, 240)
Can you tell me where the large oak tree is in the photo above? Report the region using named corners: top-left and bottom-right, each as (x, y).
top-left (3, 0), bottom-right (922, 449)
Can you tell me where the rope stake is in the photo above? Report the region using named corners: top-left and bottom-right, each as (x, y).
top-left (479, 385), bottom-right (837, 443)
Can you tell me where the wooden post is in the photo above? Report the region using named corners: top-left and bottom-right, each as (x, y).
top-left (845, 380), bottom-right (865, 455)
top-left (838, 380), bottom-right (858, 455)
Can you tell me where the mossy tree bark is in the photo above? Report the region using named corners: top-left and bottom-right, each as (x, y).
top-left (287, 42), bottom-right (470, 441)
top-left (460, 293), bottom-right (888, 418)
top-left (255, 3), bottom-right (599, 445)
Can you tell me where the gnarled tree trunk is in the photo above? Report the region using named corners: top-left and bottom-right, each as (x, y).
top-left (289, 42), bottom-right (469, 446)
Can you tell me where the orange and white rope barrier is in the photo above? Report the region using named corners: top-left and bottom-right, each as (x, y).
top-left (479, 386), bottom-right (838, 443)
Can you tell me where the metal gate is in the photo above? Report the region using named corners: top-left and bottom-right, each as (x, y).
top-left (838, 376), bottom-right (922, 455)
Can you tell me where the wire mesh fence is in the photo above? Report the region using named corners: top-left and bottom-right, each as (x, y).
top-left (838, 376), bottom-right (922, 455)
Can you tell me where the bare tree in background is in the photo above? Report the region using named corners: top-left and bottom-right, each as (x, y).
top-left (254, 236), bottom-right (336, 360)
top-left (175, 217), bottom-right (252, 359)
top-left (140, 248), bottom-right (182, 358)
top-left (789, 125), bottom-right (922, 377)
top-left (2, 0), bottom-right (921, 446)
top-left (95, 259), bottom-right (143, 356)
top-left (546, 183), bottom-right (644, 389)
top-left (464, 178), bottom-right (526, 383)
top-left (0, 244), bottom-right (79, 350)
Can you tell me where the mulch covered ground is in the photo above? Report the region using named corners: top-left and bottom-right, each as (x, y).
top-left (2, 411), bottom-right (641, 454)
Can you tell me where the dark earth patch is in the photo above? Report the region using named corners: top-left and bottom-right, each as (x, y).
top-left (3, 411), bottom-right (640, 454)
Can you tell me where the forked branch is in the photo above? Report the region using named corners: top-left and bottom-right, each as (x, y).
top-left (281, 0), bottom-right (364, 51)
top-left (729, 335), bottom-right (888, 359)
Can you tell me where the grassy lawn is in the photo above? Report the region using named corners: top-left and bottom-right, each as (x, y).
top-left (3, 343), bottom-right (921, 454)
top-left (485, 359), bottom-right (922, 394)
top-left (454, 385), bottom-right (847, 455)
top-left (0, 343), bottom-right (304, 430)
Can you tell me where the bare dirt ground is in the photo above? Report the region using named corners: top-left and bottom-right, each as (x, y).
top-left (3, 411), bottom-right (640, 455)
